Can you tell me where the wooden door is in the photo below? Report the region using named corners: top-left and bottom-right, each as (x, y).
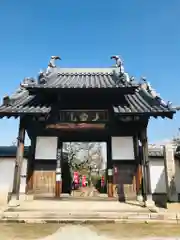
top-left (33, 171), bottom-right (56, 196)
top-left (113, 163), bottom-right (137, 201)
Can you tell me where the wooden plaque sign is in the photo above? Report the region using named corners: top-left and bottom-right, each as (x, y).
top-left (46, 123), bottom-right (105, 130)
top-left (59, 110), bottom-right (108, 123)
top-left (46, 110), bottom-right (108, 130)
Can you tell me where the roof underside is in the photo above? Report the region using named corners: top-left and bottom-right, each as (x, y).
top-left (0, 67), bottom-right (175, 118)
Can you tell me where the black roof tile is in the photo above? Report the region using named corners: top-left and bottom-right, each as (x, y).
top-left (113, 89), bottom-right (175, 117)
top-left (148, 145), bottom-right (180, 158)
top-left (31, 68), bottom-right (137, 89)
top-left (0, 67), bottom-right (175, 118)
top-left (0, 146), bottom-right (29, 157)
top-left (0, 89), bottom-right (51, 116)
top-left (0, 146), bottom-right (68, 158)
top-left (148, 147), bottom-right (164, 157)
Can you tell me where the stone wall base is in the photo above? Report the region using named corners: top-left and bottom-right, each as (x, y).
top-left (152, 193), bottom-right (180, 208)
top-left (152, 193), bottom-right (167, 208)
top-left (137, 195), bottom-right (143, 202)
top-left (0, 190), bottom-right (9, 205)
top-left (6, 192), bottom-right (33, 203)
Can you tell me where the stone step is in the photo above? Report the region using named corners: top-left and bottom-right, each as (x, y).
top-left (1, 211), bottom-right (178, 218)
top-left (0, 212), bottom-right (179, 224)
top-left (2, 211), bottom-right (151, 218)
top-left (5, 208), bottom-right (150, 213)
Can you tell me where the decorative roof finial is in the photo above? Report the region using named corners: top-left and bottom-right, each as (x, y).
top-left (141, 76), bottom-right (147, 82)
top-left (20, 77), bottom-right (36, 88)
top-left (38, 69), bottom-right (44, 75)
top-left (110, 55), bottom-right (122, 68)
top-left (48, 56), bottom-right (61, 68)
top-left (110, 55), bottom-right (125, 74)
top-left (38, 69), bottom-right (47, 84)
top-left (130, 76), bottom-right (135, 82)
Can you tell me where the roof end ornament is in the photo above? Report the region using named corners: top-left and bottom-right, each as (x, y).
top-left (173, 106), bottom-right (180, 111)
top-left (141, 76), bottom-right (147, 82)
top-left (110, 55), bottom-right (132, 83)
top-left (140, 76), bottom-right (172, 109)
top-left (20, 77), bottom-right (36, 88)
top-left (110, 55), bottom-right (124, 73)
top-left (48, 56), bottom-right (61, 68)
top-left (2, 79), bottom-right (30, 105)
top-left (38, 69), bottom-right (47, 84)
top-left (46, 55), bottom-right (61, 75)
top-left (3, 95), bottom-right (10, 106)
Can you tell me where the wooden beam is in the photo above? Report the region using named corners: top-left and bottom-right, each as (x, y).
top-left (12, 118), bottom-right (25, 200)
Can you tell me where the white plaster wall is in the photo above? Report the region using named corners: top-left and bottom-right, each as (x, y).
top-left (35, 136), bottom-right (58, 160)
top-left (149, 158), bottom-right (166, 193)
top-left (149, 157), bottom-right (180, 194)
top-left (0, 157), bottom-right (27, 203)
top-left (111, 136), bottom-right (134, 160)
top-left (0, 158), bottom-right (15, 194)
top-left (174, 160), bottom-right (180, 193)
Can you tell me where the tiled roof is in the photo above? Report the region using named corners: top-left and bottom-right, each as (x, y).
top-left (148, 147), bottom-right (164, 157)
top-left (0, 146), bottom-right (29, 157)
top-left (113, 89), bottom-right (175, 117)
top-left (0, 89), bottom-right (174, 117)
top-left (0, 89), bottom-right (51, 116)
top-left (0, 146), bottom-right (68, 158)
top-left (0, 67), bottom-right (175, 118)
top-left (32, 68), bottom-right (137, 89)
top-left (148, 144), bottom-right (180, 158)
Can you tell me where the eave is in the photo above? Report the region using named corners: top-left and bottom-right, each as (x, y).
top-left (26, 85), bottom-right (139, 95)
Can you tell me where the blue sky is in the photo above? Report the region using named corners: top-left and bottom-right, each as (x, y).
top-left (0, 0), bottom-right (180, 145)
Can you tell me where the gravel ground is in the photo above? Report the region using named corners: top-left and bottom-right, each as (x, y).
top-left (41, 225), bottom-right (115, 240)
top-left (0, 223), bottom-right (180, 240)
top-left (36, 225), bottom-right (180, 240)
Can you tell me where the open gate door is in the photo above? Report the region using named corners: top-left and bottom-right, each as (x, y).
top-left (33, 160), bottom-right (56, 197)
top-left (33, 171), bottom-right (56, 196)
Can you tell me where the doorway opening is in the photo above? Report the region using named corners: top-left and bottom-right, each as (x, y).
top-left (62, 142), bottom-right (107, 198)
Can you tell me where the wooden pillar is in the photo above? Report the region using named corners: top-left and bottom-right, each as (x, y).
top-left (12, 118), bottom-right (25, 200)
top-left (55, 140), bottom-right (62, 197)
top-left (26, 138), bottom-right (36, 194)
top-left (25, 146), bottom-right (31, 194)
top-left (136, 165), bottom-right (142, 195)
top-left (140, 128), bottom-right (152, 203)
top-left (134, 136), bottom-right (143, 200)
top-left (107, 137), bottom-right (113, 197)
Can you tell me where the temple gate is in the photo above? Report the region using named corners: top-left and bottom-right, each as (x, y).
top-left (0, 55), bottom-right (176, 206)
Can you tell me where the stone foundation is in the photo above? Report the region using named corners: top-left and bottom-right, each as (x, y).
top-left (0, 190), bottom-right (9, 205)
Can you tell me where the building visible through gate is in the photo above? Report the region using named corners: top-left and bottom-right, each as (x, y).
top-left (0, 55), bottom-right (176, 205)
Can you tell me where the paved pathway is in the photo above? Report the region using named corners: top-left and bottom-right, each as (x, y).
top-left (13, 199), bottom-right (148, 212)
